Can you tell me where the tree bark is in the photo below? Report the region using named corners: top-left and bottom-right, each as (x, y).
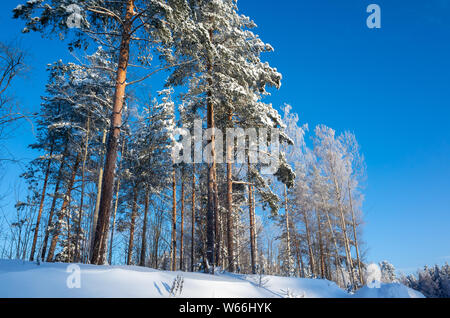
top-left (336, 184), bottom-right (355, 286)
top-left (171, 169), bottom-right (177, 271)
top-left (126, 184), bottom-right (139, 265)
top-left (301, 209), bottom-right (316, 276)
top-left (90, 0), bottom-right (134, 265)
top-left (139, 187), bottom-right (149, 267)
top-left (41, 143), bottom-right (68, 261)
top-left (107, 175), bottom-right (121, 265)
top-left (330, 165), bottom-right (355, 286)
top-left (213, 167), bottom-right (221, 269)
top-left (205, 26), bottom-right (217, 273)
top-left (293, 232), bottom-right (305, 277)
top-left (324, 206), bottom-right (347, 285)
top-left (90, 129), bottom-right (106, 258)
top-left (235, 212), bottom-right (241, 271)
top-left (315, 208), bottom-right (325, 278)
top-left (248, 183), bottom-right (257, 274)
top-left (226, 112), bottom-right (235, 272)
top-left (180, 172), bottom-right (185, 271)
top-left (191, 165), bottom-right (196, 272)
top-left (74, 114), bottom-right (91, 262)
top-left (283, 185), bottom-right (291, 275)
top-left (29, 143), bottom-right (54, 261)
top-left (108, 137), bottom-right (125, 265)
top-left (348, 180), bottom-right (363, 285)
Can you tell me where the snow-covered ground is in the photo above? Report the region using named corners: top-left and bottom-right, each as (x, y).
top-left (0, 259), bottom-right (424, 298)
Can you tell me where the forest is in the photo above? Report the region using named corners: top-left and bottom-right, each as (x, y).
top-left (0, 0), bottom-right (375, 292)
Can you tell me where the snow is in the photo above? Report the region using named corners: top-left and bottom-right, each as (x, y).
top-left (354, 283), bottom-right (425, 298)
top-left (0, 259), bottom-right (424, 298)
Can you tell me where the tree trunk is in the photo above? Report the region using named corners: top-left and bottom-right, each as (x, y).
top-left (41, 144), bottom-right (68, 261)
top-left (248, 183), bottom-right (257, 274)
top-left (235, 216), bottom-right (241, 272)
top-left (180, 172), bottom-right (185, 271)
top-left (348, 180), bottom-right (363, 285)
top-left (108, 137), bottom-right (125, 265)
top-left (226, 112), bottom-right (235, 272)
top-left (205, 26), bottom-right (217, 273)
top-left (206, 104), bottom-right (216, 272)
top-left (324, 206), bottom-right (347, 285)
top-left (139, 187), bottom-right (149, 267)
top-left (331, 170), bottom-right (355, 286)
top-left (171, 169), bottom-right (177, 271)
top-left (46, 152), bottom-right (81, 262)
top-left (324, 242), bottom-right (332, 280)
top-left (301, 209), bottom-right (316, 276)
top-left (337, 192), bottom-right (355, 286)
top-left (74, 114), bottom-right (91, 262)
top-left (315, 208), bottom-right (325, 278)
top-left (66, 201), bottom-right (72, 262)
top-left (126, 184), bottom-right (138, 265)
top-left (90, 0), bottom-right (134, 265)
top-left (107, 175), bottom-right (121, 265)
top-left (90, 129), bottom-right (107, 259)
top-left (191, 165), bottom-right (196, 272)
top-left (283, 185), bottom-right (291, 275)
top-left (213, 168), bottom-right (221, 269)
top-left (293, 232), bottom-right (305, 277)
top-left (29, 143), bottom-right (54, 261)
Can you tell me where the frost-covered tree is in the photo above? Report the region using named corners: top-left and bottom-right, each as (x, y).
top-left (118, 89), bottom-right (175, 265)
top-left (313, 125), bottom-right (356, 286)
top-left (13, 0), bottom-right (192, 264)
top-left (277, 104), bottom-right (308, 277)
top-left (17, 48), bottom-right (116, 263)
top-left (379, 260), bottom-right (397, 283)
top-left (273, 118), bottom-right (367, 287)
top-left (3, 0), bottom-right (374, 286)
top-left (402, 263), bottom-right (450, 298)
top-left (0, 42), bottom-right (27, 146)
top-left (167, 0), bottom-right (294, 273)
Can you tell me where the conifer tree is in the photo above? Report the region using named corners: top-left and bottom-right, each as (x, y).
top-left (14, 0), bottom-right (188, 264)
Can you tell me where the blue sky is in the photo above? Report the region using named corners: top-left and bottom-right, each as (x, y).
top-left (1, 0), bottom-right (449, 273)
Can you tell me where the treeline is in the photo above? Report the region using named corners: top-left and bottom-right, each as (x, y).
top-left (0, 0), bottom-right (367, 290)
top-left (401, 263), bottom-right (450, 298)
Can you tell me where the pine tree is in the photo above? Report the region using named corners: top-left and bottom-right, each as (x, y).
top-left (22, 48), bottom-right (115, 262)
top-left (167, 0), bottom-right (294, 272)
top-left (14, 0), bottom-right (187, 264)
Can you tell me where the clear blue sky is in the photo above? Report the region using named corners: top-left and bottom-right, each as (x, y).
top-left (1, 0), bottom-right (449, 274)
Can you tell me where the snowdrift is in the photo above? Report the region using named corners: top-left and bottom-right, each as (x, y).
top-left (0, 260), bottom-right (423, 298)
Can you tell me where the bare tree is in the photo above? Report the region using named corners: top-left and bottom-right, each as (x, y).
top-left (0, 42), bottom-right (27, 129)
